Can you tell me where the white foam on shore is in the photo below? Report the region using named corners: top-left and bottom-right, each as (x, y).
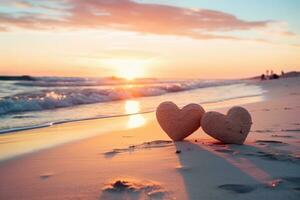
top-left (0, 83), bottom-right (265, 134)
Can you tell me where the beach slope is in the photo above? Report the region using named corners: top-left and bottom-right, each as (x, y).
top-left (0, 77), bottom-right (299, 200)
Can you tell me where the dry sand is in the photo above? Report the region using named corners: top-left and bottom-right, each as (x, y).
top-left (0, 77), bottom-right (299, 200)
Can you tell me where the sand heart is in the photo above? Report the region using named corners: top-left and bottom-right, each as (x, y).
top-left (156, 101), bottom-right (205, 141)
top-left (201, 106), bottom-right (252, 144)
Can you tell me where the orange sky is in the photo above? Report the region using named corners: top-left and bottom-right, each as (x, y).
top-left (0, 0), bottom-right (299, 79)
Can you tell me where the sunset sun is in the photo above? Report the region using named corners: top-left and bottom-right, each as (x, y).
top-left (104, 58), bottom-right (148, 80)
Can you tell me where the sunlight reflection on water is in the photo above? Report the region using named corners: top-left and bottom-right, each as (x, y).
top-left (125, 100), bottom-right (146, 128)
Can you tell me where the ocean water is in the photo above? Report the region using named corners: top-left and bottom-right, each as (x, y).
top-left (0, 76), bottom-right (265, 133)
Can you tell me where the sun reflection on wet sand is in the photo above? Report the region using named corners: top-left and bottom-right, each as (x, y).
top-left (125, 100), bottom-right (146, 128)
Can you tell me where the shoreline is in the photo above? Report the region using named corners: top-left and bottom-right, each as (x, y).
top-left (0, 93), bottom-right (263, 135)
top-left (0, 92), bottom-right (265, 163)
top-left (0, 77), bottom-right (298, 162)
top-left (0, 77), bottom-right (299, 199)
top-left (0, 81), bottom-right (264, 133)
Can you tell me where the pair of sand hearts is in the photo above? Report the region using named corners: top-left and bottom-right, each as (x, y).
top-left (156, 102), bottom-right (252, 144)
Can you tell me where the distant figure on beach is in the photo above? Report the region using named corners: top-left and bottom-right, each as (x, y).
top-left (270, 73), bottom-right (279, 79)
top-left (269, 69), bottom-right (279, 79)
top-left (262, 70), bottom-right (279, 80)
top-left (281, 70), bottom-right (285, 77)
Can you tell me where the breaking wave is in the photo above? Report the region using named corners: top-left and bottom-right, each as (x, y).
top-left (0, 79), bottom-right (239, 115)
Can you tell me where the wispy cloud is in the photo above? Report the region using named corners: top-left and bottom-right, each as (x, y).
top-left (0, 26), bottom-right (7, 31)
top-left (0, 0), bottom-right (288, 40)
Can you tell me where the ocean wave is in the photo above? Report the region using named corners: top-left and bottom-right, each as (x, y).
top-left (0, 80), bottom-right (239, 115)
top-left (15, 76), bottom-right (163, 87)
top-left (14, 76), bottom-right (234, 88)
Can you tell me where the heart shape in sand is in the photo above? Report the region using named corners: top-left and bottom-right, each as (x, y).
top-left (156, 101), bottom-right (205, 141)
top-left (201, 106), bottom-right (252, 144)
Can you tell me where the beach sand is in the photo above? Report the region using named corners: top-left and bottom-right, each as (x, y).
top-left (0, 77), bottom-right (299, 200)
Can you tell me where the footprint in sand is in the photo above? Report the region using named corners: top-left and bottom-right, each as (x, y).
top-left (104, 140), bottom-right (173, 158)
top-left (218, 184), bottom-right (256, 193)
top-left (282, 177), bottom-right (300, 185)
top-left (281, 129), bottom-right (300, 132)
top-left (214, 149), bottom-right (238, 154)
top-left (256, 151), bottom-right (300, 163)
top-left (271, 135), bottom-right (293, 138)
top-left (220, 178), bottom-right (300, 194)
top-left (255, 140), bottom-right (287, 147)
top-left (277, 177), bottom-right (300, 192)
top-left (251, 129), bottom-right (274, 133)
top-left (101, 178), bottom-right (168, 199)
top-left (255, 140), bottom-right (285, 144)
top-left (40, 173), bottom-right (54, 180)
top-left (293, 187), bottom-right (300, 191)
top-left (291, 123), bottom-right (300, 126)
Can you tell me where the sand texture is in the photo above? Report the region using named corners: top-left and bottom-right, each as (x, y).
top-left (0, 77), bottom-right (299, 200)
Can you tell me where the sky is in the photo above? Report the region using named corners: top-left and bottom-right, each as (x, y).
top-left (0, 0), bottom-right (299, 79)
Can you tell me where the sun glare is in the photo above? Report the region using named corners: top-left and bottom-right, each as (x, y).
top-left (125, 100), bottom-right (140, 114)
top-left (104, 58), bottom-right (148, 80)
top-left (124, 100), bottom-right (146, 128)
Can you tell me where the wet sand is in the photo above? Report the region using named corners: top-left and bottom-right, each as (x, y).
top-left (0, 77), bottom-right (299, 200)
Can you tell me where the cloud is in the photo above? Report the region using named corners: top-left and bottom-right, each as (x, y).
top-left (0, 0), bottom-right (279, 40)
top-left (13, 1), bottom-right (34, 8)
top-left (0, 12), bottom-right (62, 30)
top-left (0, 26), bottom-right (7, 31)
